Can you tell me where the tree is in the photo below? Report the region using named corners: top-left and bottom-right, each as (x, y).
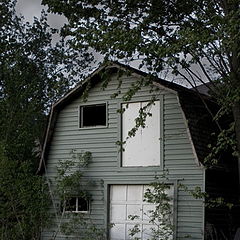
top-left (0, 1), bottom-right (93, 238)
top-left (42, 0), bottom-right (240, 182)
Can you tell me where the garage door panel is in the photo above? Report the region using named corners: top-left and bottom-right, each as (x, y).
top-left (110, 224), bottom-right (125, 240)
top-left (142, 204), bottom-right (156, 221)
top-left (126, 224), bottom-right (141, 239)
top-left (127, 185), bottom-right (143, 201)
top-left (111, 185), bottom-right (127, 201)
top-left (127, 204), bottom-right (142, 219)
top-left (142, 224), bottom-right (156, 240)
top-left (111, 204), bottom-right (126, 220)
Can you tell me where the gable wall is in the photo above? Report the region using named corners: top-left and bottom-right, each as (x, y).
top-left (42, 73), bottom-right (205, 239)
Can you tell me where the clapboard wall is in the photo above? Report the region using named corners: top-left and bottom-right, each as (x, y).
top-left (42, 72), bottom-right (205, 240)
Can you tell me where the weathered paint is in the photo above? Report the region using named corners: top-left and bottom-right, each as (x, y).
top-left (42, 72), bottom-right (204, 239)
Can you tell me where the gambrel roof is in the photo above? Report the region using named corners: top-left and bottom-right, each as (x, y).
top-left (38, 61), bottom-right (218, 173)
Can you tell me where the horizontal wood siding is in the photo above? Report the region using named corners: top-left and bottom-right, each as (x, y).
top-left (42, 73), bottom-right (204, 239)
top-left (164, 93), bottom-right (204, 239)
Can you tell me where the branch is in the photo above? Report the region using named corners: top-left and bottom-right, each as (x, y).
top-left (181, 63), bottom-right (219, 97)
top-left (9, 196), bottom-right (25, 239)
top-left (202, 50), bottom-right (228, 80)
top-left (209, 42), bottom-right (230, 74)
top-left (174, 68), bottom-right (222, 131)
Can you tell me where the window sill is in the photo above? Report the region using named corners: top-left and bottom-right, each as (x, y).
top-left (117, 165), bottom-right (162, 172)
top-left (64, 211), bottom-right (90, 214)
top-left (78, 125), bottom-right (108, 130)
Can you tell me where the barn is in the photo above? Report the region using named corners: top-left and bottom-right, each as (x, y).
top-left (38, 62), bottom-right (239, 240)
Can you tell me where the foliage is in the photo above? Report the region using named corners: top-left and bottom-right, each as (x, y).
top-left (116, 96), bottom-right (158, 151)
top-left (0, 1), bottom-right (94, 239)
top-left (50, 150), bottom-right (107, 240)
top-left (0, 0), bottom-right (92, 166)
top-left (125, 98), bottom-right (156, 139)
top-left (42, 0), bottom-right (239, 84)
top-left (60, 214), bottom-right (107, 240)
top-left (128, 174), bottom-right (236, 240)
top-left (0, 143), bottom-right (50, 240)
top-left (178, 182), bottom-right (239, 238)
top-left (204, 124), bottom-right (238, 167)
top-left (55, 151), bottom-right (93, 200)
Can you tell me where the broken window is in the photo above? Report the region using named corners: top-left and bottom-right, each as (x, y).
top-left (79, 103), bottom-right (107, 128)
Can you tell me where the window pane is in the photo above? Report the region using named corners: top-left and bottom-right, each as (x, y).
top-left (65, 197), bottom-right (77, 212)
top-left (77, 197), bottom-right (89, 212)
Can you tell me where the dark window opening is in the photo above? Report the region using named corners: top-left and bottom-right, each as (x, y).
top-left (80, 104), bottom-right (106, 128)
top-left (64, 197), bottom-right (89, 213)
top-left (78, 197), bottom-right (89, 212)
top-left (65, 197), bottom-right (76, 212)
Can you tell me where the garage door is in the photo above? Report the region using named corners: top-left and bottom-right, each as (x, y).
top-left (109, 184), bottom-right (173, 240)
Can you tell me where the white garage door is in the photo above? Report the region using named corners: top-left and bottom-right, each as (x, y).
top-left (109, 184), bottom-right (173, 240)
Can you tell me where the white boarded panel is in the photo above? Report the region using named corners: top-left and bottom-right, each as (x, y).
top-left (122, 101), bottom-right (160, 166)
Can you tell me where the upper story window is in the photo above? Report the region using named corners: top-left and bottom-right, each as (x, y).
top-left (79, 103), bottom-right (107, 128)
top-left (122, 101), bottom-right (160, 167)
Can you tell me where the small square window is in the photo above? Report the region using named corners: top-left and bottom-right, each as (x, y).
top-left (79, 104), bottom-right (107, 128)
top-left (64, 197), bottom-right (90, 213)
